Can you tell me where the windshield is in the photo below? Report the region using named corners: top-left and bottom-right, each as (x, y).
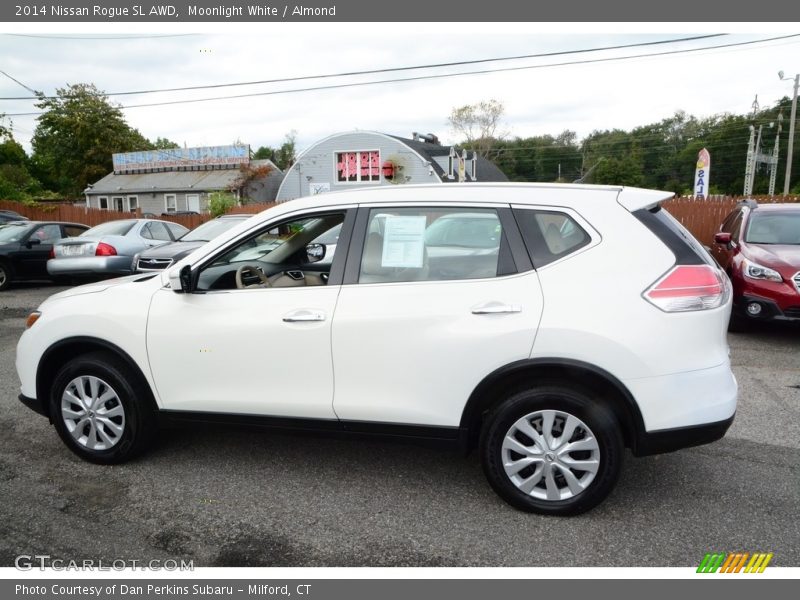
top-left (81, 220), bottom-right (136, 237)
top-left (745, 212), bottom-right (800, 245)
top-left (0, 223), bottom-right (33, 243)
top-left (181, 217), bottom-right (248, 242)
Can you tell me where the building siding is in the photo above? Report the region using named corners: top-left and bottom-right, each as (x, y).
top-left (277, 132), bottom-right (443, 202)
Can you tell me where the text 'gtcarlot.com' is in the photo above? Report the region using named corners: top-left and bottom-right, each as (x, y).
top-left (14, 555), bottom-right (193, 571)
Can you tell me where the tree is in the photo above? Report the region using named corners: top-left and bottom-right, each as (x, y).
top-left (252, 130), bottom-right (297, 171)
top-left (0, 119), bottom-right (43, 200)
top-left (448, 99), bottom-right (508, 158)
top-left (31, 83), bottom-right (151, 197)
top-left (208, 191), bottom-right (237, 217)
top-left (151, 137), bottom-right (180, 149)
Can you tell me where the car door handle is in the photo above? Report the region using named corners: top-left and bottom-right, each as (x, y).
top-left (471, 302), bottom-right (522, 315)
top-left (282, 309), bottom-right (326, 322)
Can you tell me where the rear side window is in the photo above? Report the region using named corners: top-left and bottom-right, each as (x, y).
top-left (513, 209), bottom-right (590, 268)
top-left (63, 225), bottom-right (87, 237)
top-left (633, 205), bottom-right (713, 266)
top-left (358, 207), bottom-right (515, 284)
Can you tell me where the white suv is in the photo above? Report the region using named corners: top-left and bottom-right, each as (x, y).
top-left (16, 183), bottom-right (737, 515)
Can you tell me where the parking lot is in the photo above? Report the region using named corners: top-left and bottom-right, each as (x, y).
top-left (1, 282), bottom-right (798, 567)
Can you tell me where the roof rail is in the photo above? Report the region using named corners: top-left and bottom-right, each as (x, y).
top-left (737, 198), bottom-right (758, 209)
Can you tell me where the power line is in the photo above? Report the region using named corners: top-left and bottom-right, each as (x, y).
top-left (0, 34), bottom-right (726, 101)
top-left (4, 34), bottom-right (798, 118)
top-left (0, 69), bottom-right (38, 94)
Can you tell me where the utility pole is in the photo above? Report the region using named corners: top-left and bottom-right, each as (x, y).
top-left (779, 71), bottom-right (799, 195)
top-left (768, 112), bottom-right (783, 196)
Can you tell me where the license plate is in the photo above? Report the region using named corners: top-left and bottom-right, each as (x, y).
top-left (62, 245), bottom-right (84, 256)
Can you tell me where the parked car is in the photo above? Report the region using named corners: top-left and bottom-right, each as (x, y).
top-left (134, 215), bottom-right (252, 272)
top-left (0, 209), bottom-right (29, 223)
top-left (710, 200), bottom-right (800, 329)
top-left (0, 221), bottom-right (89, 290)
top-left (17, 183), bottom-right (736, 515)
top-left (47, 219), bottom-right (188, 279)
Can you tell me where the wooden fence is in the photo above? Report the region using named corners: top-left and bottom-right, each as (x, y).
top-left (0, 200), bottom-right (277, 231)
top-left (2, 195), bottom-right (799, 246)
top-left (662, 195), bottom-right (799, 245)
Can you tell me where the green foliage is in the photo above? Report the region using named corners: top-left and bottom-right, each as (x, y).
top-left (207, 191), bottom-right (237, 217)
top-left (253, 130), bottom-right (297, 171)
top-left (151, 137), bottom-right (180, 149)
top-left (31, 83), bottom-right (151, 198)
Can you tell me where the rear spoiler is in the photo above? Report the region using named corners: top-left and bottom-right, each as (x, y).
top-left (616, 188), bottom-right (675, 213)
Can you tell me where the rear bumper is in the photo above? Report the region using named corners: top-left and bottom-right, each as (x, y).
top-left (633, 414), bottom-right (734, 456)
top-left (47, 256), bottom-right (132, 276)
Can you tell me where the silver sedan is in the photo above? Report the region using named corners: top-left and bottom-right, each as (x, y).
top-left (47, 219), bottom-right (188, 278)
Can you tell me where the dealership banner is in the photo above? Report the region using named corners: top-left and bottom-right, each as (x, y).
top-left (2, 579), bottom-right (794, 600)
top-left (694, 148), bottom-right (710, 198)
top-left (2, 0), bottom-right (799, 21)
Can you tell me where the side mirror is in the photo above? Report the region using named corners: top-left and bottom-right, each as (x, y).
top-left (167, 265), bottom-right (195, 293)
top-left (306, 243), bottom-right (325, 263)
top-left (713, 232), bottom-right (732, 245)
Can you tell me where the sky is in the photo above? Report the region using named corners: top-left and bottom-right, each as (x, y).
top-left (1, 23), bottom-right (799, 157)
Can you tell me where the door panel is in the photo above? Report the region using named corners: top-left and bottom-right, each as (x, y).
top-left (147, 286), bottom-right (340, 418)
top-left (331, 274), bottom-right (543, 426)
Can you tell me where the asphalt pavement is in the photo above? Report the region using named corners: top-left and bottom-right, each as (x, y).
top-left (1, 282), bottom-right (798, 567)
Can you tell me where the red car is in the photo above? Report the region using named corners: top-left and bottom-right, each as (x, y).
top-left (711, 200), bottom-right (800, 329)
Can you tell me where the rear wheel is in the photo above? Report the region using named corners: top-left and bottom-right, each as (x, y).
top-left (481, 385), bottom-right (623, 516)
top-left (49, 351), bottom-right (157, 464)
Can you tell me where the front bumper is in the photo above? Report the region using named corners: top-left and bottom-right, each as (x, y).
top-left (733, 294), bottom-right (800, 322)
top-left (19, 393), bottom-right (48, 418)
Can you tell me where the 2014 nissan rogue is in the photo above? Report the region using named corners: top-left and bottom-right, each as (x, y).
top-left (16, 183), bottom-right (737, 515)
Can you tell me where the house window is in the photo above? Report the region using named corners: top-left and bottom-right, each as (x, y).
top-left (335, 150), bottom-right (380, 183)
top-left (165, 194), bottom-right (177, 213)
top-left (98, 197), bottom-right (109, 210)
top-left (127, 196), bottom-right (138, 213)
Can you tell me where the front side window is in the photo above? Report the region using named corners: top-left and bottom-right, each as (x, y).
top-left (196, 212), bottom-right (346, 291)
top-left (358, 207), bottom-right (511, 284)
top-left (336, 151), bottom-right (380, 183)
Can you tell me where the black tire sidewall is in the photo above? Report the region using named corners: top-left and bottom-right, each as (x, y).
top-left (481, 386), bottom-right (623, 516)
top-left (0, 261), bottom-right (11, 291)
top-left (49, 353), bottom-right (153, 464)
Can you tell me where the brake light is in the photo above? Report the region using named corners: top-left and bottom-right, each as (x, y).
top-left (48, 247), bottom-right (54, 259)
top-left (95, 242), bottom-right (117, 256)
top-left (644, 265), bottom-right (729, 312)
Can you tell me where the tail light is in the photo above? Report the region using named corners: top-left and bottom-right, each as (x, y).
top-left (48, 248), bottom-right (54, 259)
top-left (95, 242), bottom-right (117, 256)
top-left (644, 265), bottom-right (729, 312)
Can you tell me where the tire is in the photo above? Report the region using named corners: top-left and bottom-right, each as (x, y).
top-left (0, 260), bottom-right (11, 291)
top-left (49, 351), bottom-right (158, 464)
top-left (480, 385), bottom-right (623, 516)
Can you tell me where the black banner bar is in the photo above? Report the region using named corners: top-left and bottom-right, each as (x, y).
top-left (1, 0), bottom-right (796, 22)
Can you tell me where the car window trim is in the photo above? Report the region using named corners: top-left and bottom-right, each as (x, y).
top-left (189, 207), bottom-right (356, 292)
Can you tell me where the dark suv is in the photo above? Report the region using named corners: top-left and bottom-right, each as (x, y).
top-left (711, 200), bottom-right (800, 329)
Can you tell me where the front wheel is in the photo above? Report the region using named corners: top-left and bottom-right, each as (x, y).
top-left (481, 385), bottom-right (623, 516)
top-left (50, 351), bottom-right (157, 464)
top-left (0, 261), bottom-right (11, 291)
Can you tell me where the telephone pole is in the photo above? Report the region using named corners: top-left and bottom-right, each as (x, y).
top-left (779, 71), bottom-right (799, 195)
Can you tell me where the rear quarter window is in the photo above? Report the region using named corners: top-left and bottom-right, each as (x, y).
top-left (513, 209), bottom-right (591, 268)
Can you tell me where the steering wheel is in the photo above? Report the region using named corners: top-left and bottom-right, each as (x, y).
top-left (235, 264), bottom-right (271, 289)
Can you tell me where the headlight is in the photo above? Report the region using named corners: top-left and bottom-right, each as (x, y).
top-left (743, 259), bottom-right (783, 282)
